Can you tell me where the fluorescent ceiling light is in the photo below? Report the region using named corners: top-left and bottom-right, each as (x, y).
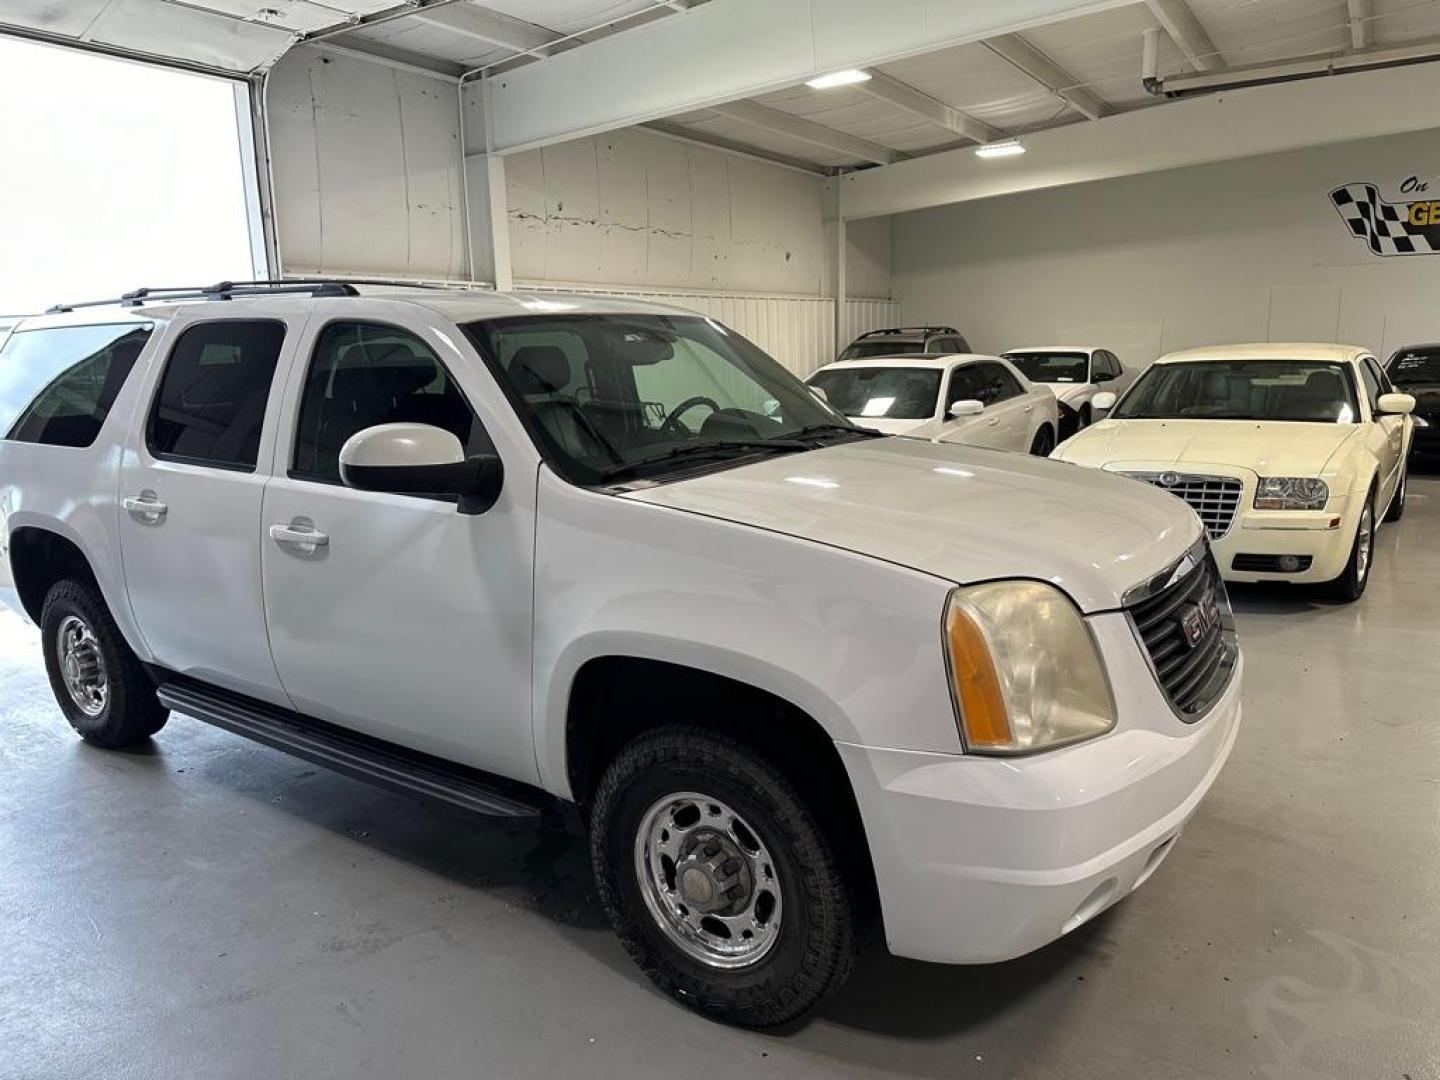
top-left (975, 139), bottom-right (1025, 159)
top-left (805, 69), bottom-right (871, 90)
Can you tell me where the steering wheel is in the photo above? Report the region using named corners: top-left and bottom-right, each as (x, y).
top-left (661, 395), bottom-right (721, 435)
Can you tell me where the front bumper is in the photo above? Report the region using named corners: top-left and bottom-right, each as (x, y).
top-left (840, 614), bottom-right (1242, 965)
top-left (1213, 503), bottom-right (1354, 584)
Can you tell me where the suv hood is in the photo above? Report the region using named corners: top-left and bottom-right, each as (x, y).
top-left (622, 438), bottom-right (1200, 613)
top-left (1055, 418), bottom-right (1359, 476)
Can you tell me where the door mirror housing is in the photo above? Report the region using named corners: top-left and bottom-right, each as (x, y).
top-left (1091, 391), bottom-right (1118, 413)
top-left (339, 423), bottom-right (503, 514)
top-left (1376, 391), bottom-right (1416, 416)
top-left (948, 399), bottom-right (985, 419)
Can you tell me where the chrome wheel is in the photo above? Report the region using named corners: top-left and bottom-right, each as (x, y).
top-left (57, 615), bottom-right (108, 716)
top-left (633, 792), bottom-right (783, 969)
top-left (1356, 501), bottom-right (1374, 582)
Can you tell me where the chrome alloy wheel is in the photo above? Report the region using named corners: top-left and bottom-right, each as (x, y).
top-left (1357, 500), bottom-right (1374, 582)
top-left (633, 792), bottom-right (783, 969)
top-left (57, 615), bottom-right (108, 716)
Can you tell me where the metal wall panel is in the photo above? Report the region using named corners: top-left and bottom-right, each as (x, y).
top-left (516, 281), bottom-right (897, 375)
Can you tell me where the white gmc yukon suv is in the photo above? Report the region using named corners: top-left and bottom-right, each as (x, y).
top-left (0, 282), bottom-right (1242, 1027)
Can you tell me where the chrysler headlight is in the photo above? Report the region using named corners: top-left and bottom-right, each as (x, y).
top-left (1254, 476), bottom-right (1328, 510)
top-left (944, 582), bottom-right (1116, 755)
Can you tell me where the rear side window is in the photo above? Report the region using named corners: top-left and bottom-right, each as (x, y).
top-left (0, 323), bottom-right (152, 447)
top-left (293, 321), bottom-right (485, 485)
top-left (147, 320), bottom-right (285, 471)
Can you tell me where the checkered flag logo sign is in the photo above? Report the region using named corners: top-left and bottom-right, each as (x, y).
top-left (1330, 183), bottom-right (1438, 256)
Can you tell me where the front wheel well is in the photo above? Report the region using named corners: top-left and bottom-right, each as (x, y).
top-left (565, 656), bottom-right (876, 902)
top-left (9, 527), bottom-right (98, 624)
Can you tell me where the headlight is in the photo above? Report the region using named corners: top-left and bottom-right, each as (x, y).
top-left (944, 582), bottom-right (1116, 755)
top-left (1254, 476), bottom-right (1328, 510)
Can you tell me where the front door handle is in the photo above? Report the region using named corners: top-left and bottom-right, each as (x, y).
top-left (270, 522), bottom-right (329, 554)
top-left (123, 494), bottom-right (168, 522)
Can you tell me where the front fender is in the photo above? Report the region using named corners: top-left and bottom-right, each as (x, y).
top-left (530, 469), bottom-right (961, 799)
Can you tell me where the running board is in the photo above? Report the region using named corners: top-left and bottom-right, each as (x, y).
top-left (156, 681), bottom-right (544, 819)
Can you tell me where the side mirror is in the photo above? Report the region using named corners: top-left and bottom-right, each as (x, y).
top-left (1091, 391), bottom-right (1118, 413)
top-left (1377, 391), bottom-right (1416, 416)
top-left (948, 399), bottom-right (984, 418)
top-left (809, 384), bottom-right (829, 404)
top-left (339, 423), bottom-right (503, 515)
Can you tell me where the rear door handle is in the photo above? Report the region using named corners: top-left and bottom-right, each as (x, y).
top-left (270, 522), bottom-right (329, 554)
top-left (123, 494), bottom-right (168, 522)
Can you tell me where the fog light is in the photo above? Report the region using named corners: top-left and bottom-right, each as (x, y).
top-left (1277, 555), bottom-right (1302, 572)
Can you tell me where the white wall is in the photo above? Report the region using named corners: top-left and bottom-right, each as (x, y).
top-left (892, 129), bottom-right (1440, 366)
top-left (266, 47), bottom-right (467, 281)
top-left (506, 127), bottom-right (840, 295)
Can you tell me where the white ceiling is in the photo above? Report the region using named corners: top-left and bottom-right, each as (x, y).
top-left (4, 0), bottom-right (1440, 172)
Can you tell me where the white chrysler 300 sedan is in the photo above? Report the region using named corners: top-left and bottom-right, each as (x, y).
top-left (805, 353), bottom-right (1059, 454)
top-left (1053, 343), bottom-right (1414, 600)
top-left (0, 286), bottom-right (1238, 1027)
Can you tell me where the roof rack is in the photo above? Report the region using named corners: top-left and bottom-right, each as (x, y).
top-left (857, 325), bottom-right (960, 338)
top-left (44, 277), bottom-right (442, 315)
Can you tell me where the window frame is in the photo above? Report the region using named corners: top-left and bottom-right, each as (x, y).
top-left (287, 317), bottom-right (490, 496)
top-left (1357, 357), bottom-right (1383, 419)
top-left (144, 317), bottom-right (288, 474)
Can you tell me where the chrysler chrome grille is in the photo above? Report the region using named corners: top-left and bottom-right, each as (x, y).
top-left (1122, 472), bottom-right (1243, 540)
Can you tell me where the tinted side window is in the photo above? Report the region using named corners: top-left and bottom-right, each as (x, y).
top-left (930, 337), bottom-right (958, 354)
top-left (1, 323), bottom-right (151, 448)
top-left (293, 321), bottom-right (485, 485)
top-left (947, 365), bottom-right (984, 407)
top-left (1358, 359), bottom-right (1381, 414)
top-left (975, 362), bottom-right (1022, 403)
top-left (1365, 357), bottom-right (1393, 395)
top-left (147, 320), bottom-right (285, 471)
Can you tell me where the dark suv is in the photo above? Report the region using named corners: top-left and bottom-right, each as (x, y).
top-left (838, 325), bottom-right (971, 361)
top-left (1385, 344), bottom-right (1440, 456)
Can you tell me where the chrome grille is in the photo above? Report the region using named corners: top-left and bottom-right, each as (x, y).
top-left (1123, 472), bottom-right (1242, 539)
top-left (1126, 547), bottom-right (1236, 720)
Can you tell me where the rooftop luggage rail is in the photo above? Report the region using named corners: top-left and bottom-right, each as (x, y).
top-left (44, 277), bottom-right (445, 314)
top-left (857, 325), bottom-right (960, 338)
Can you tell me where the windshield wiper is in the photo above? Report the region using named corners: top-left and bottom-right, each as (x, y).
top-left (598, 438), bottom-right (812, 482)
top-left (785, 423), bottom-right (882, 441)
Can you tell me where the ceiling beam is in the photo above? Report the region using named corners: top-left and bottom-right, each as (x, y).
top-left (410, 5), bottom-right (560, 56)
top-left (857, 70), bottom-right (1000, 144)
top-left (643, 120), bottom-right (830, 175)
top-left (1146, 0), bottom-right (1221, 72)
top-left (480, 0), bottom-right (1122, 153)
top-left (983, 33), bottom-right (1110, 120)
top-left (709, 100), bottom-right (902, 165)
top-left (838, 57), bottom-right (1440, 221)
top-left (1347, 0), bottom-right (1370, 51)
top-left (306, 40), bottom-right (464, 80)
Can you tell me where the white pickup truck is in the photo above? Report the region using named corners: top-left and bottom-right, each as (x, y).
top-left (0, 282), bottom-right (1242, 1027)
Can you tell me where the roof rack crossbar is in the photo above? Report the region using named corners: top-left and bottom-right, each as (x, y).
top-left (39, 277), bottom-right (449, 314)
top-left (858, 326), bottom-right (959, 338)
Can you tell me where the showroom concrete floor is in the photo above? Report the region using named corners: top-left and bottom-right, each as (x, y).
top-left (2, 480), bottom-right (1438, 1080)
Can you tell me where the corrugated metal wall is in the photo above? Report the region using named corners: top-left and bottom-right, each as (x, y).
top-left (517, 282), bottom-right (899, 375)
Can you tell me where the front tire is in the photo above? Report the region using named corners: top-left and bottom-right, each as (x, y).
top-left (41, 579), bottom-right (168, 748)
top-left (589, 727), bottom-right (859, 1028)
top-left (1324, 489), bottom-right (1376, 602)
top-left (1030, 424), bottom-right (1055, 456)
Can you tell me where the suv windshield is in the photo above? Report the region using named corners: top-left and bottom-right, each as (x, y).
top-left (1388, 349), bottom-right (1440, 386)
top-left (1114, 360), bottom-right (1360, 423)
top-left (1005, 351), bottom-right (1089, 383)
top-left (806, 366), bottom-right (941, 420)
top-left (465, 314), bottom-right (872, 485)
top-left (838, 340), bottom-right (924, 361)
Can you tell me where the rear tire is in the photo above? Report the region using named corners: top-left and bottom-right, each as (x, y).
top-left (589, 727), bottom-right (859, 1028)
top-left (1324, 488), bottom-right (1376, 602)
top-left (40, 579), bottom-right (168, 748)
top-left (1384, 464), bottom-right (1406, 522)
top-left (1030, 425), bottom-right (1055, 457)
